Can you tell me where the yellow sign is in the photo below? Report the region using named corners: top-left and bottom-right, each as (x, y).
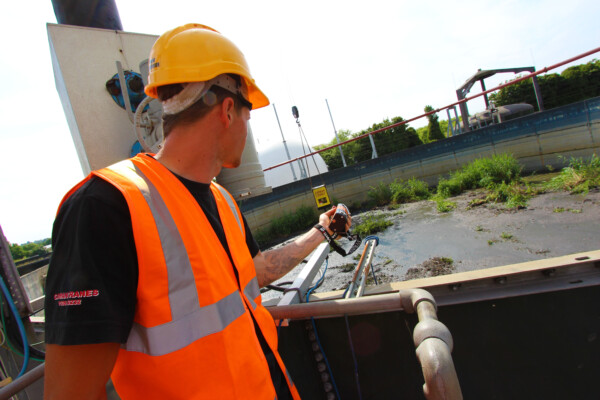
top-left (312, 185), bottom-right (331, 208)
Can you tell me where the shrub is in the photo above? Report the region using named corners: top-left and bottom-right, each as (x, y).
top-left (255, 205), bottom-right (318, 248)
top-left (390, 178), bottom-right (431, 203)
top-left (436, 154), bottom-right (522, 198)
top-left (367, 182), bottom-right (393, 206)
top-left (354, 214), bottom-right (393, 236)
top-left (547, 154), bottom-right (600, 194)
top-left (436, 199), bottom-right (456, 213)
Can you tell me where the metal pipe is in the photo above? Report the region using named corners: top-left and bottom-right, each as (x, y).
top-left (272, 104), bottom-right (298, 181)
top-left (0, 364), bottom-right (45, 400)
top-left (345, 247), bottom-right (368, 299)
top-left (51, 0), bottom-right (123, 30)
top-left (270, 292), bottom-right (403, 320)
top-left (116, 61), bottom-right (135, 124)
top-left (267, 289), bottom-right (462, 400)
top-left (356, 240), bottom-right (377, 297)
top-left (531, 75), bottom-right (545, 111)
top-left (417, 339), bottom-right (462, 400)
top-left (325, 99), bottom-right (347, 167)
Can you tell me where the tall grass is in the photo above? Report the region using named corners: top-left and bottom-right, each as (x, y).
top-left (367, 182), bottom-right (392, 206)
top-left (547, 154), bottom-right (600, 194)
top-left (436, 153), bottom-right (522, 198)
top-left (254, 205), bottom-right (318, 248)
top-left (354, 214), bottom-right (393, 236)
top-left (368, 177), bottom-right (431, 206)
top-left (390, 178), bottom-right (431, 203)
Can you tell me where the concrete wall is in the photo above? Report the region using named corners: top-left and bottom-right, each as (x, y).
top-left (240, 97), bottom-right (600, 233)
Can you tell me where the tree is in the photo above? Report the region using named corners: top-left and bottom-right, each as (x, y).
top-left (9, 243), bottom-right (25, 261)
top-left (424, 105), bottom-right (445, 142)
top-left (314, 130), bottom-right (359, 171)
top-left (315, 116), bottom-right (423, 170)
top-left (9, 240), bottom-right (51, 261)
top-left (489, 59), bottom-right (600, 110)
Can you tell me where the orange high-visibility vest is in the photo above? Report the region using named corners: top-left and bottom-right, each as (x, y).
top-left (60, 154), bottom-right (300, 399)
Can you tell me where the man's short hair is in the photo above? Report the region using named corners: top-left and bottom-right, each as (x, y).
top-left (157, 75), bottom-right (246, 138)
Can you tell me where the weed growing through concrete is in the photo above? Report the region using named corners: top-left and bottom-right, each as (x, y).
top-left (338, 263), bottom-right (355, 273)
top-left (547, 154), bottom-right (600, 194)
top-left (354, 214), bottom-right (394, 236)
top-left (436, 199), bottom-right (456, 212)
top-left (390, 177), bottom-right (431, 203)
top-left (367, 182), bottom-right (393, 206)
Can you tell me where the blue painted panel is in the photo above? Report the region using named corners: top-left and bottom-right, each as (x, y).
top-left (586, 97), bottom-right (600, 121)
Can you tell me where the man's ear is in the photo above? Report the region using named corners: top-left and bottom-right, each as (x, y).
top-left (219, 97), bottom-right (235, 128)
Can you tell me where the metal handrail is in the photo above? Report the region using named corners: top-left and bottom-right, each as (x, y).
top-left (0, 364), bottom-right (44, 400)
top-left (268, 289), bottom-right (463, 400)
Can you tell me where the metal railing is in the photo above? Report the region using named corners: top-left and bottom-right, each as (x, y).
top-left (268, 290), bottom-right (463, 400)
top-left (263, 46), bottom-right (600, 175)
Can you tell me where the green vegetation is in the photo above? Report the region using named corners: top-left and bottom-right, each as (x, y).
top-left (9, 239), bottom-right (51, 261)
top-left (439, 257), bottom-right (454, 265)
top-left (546, 154), bottom-right (600, 194)
top-left (254, 205), bottom-right (317, 248)
top-left (489, 59), bottom-right (600, 111)
top-left (314, 116), bottom-right (423, 171)
top-left (501, 232), bottom-right (513, 240)
top-left (436, 199), bottom-right (456, 213)
top-left (436, 154), bottom-right (522, 197)
top-left (354, 214), bottom-right (394, 236)
top-left (434, 153), bottom-right (528, 210)
top-left (367, 182), bottom-right (393, 206)
top-left (424, 105), bottom-right (446, 142)
top-left (390, 178), bottom-right (431, 203)
top-left (258, 154), bottom-right (598, 249)
top-left (365, 154), bottom-right (526, 212)
top-left (339, 263), bottom-right (355, 272)
top-left (367, 177), bottom-right (431, 207)
top-left (416, 118), bottom-right (460, 143)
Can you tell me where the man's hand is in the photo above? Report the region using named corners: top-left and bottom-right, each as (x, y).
top-left (254, 205), bottom-right (353, 287)
top-left (320, 205), bottom-right (352, 237)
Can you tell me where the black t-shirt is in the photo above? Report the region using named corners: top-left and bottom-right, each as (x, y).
top-left (45, 174), bottom-right (259, 344)
top-left (44, 171), bottom-right (292, 399)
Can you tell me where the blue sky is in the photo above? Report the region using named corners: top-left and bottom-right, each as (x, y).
top-left (1, 0), bottom-right (599, 244)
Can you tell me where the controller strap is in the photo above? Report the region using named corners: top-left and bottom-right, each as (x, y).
top-left (313, 224), bottom-right (361, 257)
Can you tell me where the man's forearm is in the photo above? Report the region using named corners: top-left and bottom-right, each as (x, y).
top-left (256, 227), bottom-right (324, 287)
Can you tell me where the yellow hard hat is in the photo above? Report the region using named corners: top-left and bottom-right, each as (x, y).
top-left (145, 23), bottom-right (269, 109)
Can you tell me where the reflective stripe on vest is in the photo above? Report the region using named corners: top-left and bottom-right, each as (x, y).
top-left (108, 160), bottom-right (251, 356)
top-left (213, 183), bottom-right (243, 233)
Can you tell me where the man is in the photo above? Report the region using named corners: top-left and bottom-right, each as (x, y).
top-left (44, 23), bottom-right (349, 399)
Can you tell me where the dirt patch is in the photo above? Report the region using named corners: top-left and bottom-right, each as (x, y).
top-left (404, 257), bottom-right (456, 280)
